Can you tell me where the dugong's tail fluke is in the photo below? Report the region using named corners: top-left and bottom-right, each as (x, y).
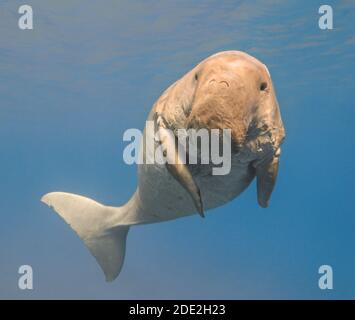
top-left (41, 192), bottom-right (130, 282)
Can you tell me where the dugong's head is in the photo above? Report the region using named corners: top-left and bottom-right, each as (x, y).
top-left (188, 51), bottom-right (286, 207)
top-left (154, 51), bottom-right (285, 212)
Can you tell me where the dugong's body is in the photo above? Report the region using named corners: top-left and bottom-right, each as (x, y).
top-left (42, 51), bottom-right (285, 281)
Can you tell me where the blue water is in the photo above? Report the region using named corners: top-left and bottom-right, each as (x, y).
top-left (0, 0), bottom-right (354, 299)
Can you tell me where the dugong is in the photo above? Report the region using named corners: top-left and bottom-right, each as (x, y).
top-left (41, 51), bottom-right (285, 281)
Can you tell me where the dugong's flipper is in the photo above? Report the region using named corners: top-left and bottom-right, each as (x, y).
top-left (158, 125), bottom-right (204, 218)
top-left (254, 148), bottom-right (281, 208)
top-left (41, 192), bottom-right (130, 281)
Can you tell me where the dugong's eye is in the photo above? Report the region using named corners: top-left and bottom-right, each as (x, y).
top-left (260, 82), bottom-right (268, 91)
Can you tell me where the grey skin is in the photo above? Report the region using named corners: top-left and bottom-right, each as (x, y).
top-left (41, 50), bottom-right (286, 281)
